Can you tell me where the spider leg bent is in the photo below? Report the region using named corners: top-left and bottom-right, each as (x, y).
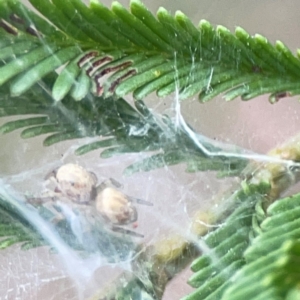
top-left (97, 178), bottom-right (123, 192)
top-left (111, 225), bottom-right (144, 238)
top-left (126, 196), bottom-right (153, 206)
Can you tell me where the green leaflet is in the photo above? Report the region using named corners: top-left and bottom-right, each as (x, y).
top-left (240, 79), bottom-right (300, 101)
top-left (190, 230), bottom-right (249, 272)
top-left (89, 0), bottom-right (138, 48)
top-left (10, 46), bottom-right (82, 96)
top-left (112, 1), bottom-right (171, 51)
top-left (134, 63), bottom-right (205, 100)
top-left (52, 56), bottom-right (82, 101)
top-left (275, 40), bottom-right (300, 76)
top-left (156, 7), bottom-right (192, 55)
top-left (100, 142), bottom-right (158, 158)
top-left (20, 124), bottom-right (71, 139)
top-left (104, 54), bottom-right (165, 95)
top-left (90, 0), bottom-right (155, 50)
top-left (0, 106), bottom-right (44, 117)
top-left (0, 40), bottom-right (38, 60)
top-left (115, 61), bottom-right (186, 96)
top-left (0, 237), bottom-right (21, 249)
top-left (266, 192), bottom-right (300, 215)
top-left (28, 0), bottom-right (90, 41)
top-left (6, 0), bottom-right (64, 39)
top-left (70, 70), bottom-right (91, 101)
top-left (0, 116), bottom-right (48, 133)
top-left (183, 261), bottom-right (244, 300)
top-left (199, 74), bottom-right (261, 102)
top-left (51, 0), bottom-right (112, 46)
top-left (43, 131), bottom-right (84, 146)
top-left (188, 242), bottom-right (246, 288)
top-left (75, 138), bottom-right (119, 155)
top-left (68, 0), bottom-right (120, 47)
top-left (165, 68), bottom-right (240, 100)
top-left (0, 44), bottom-right (59, 86)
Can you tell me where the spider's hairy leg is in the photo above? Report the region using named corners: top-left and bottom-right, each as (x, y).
top-left (111, 225), bottom-right (144, 238)
top-left (26, 195), bottom-right (65, 224)
top-left (126, 196), bottom-right (153, 206)
top-left (97, 178), bottom-right (123, 192)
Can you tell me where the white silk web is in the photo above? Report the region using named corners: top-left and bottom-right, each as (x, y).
top-left (0, 1), bottom-right (300, 300)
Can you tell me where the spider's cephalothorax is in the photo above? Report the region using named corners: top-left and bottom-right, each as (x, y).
top-left (47, 163), bottom-right (98, 204)
top-left (28, 163), bottom-right (152, 238)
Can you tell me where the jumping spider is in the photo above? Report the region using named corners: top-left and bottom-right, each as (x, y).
top-left (27, 163), bottom-right (152, 238)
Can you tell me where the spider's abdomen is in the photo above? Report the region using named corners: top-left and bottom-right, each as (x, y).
top-left (96, 187), bottom-right (137, 225)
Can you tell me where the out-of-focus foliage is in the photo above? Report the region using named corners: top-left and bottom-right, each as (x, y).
top-left (186, 188), bottom-right (300, 300)
top-left (0, 72), bottom-right (247, 175)
top-left (0, 191), bottom-right (44, 250)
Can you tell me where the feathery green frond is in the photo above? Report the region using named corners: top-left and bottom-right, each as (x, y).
top-left (0, 0), bottom-right (299, 102)
top-left (0, 1), bottom-right (300, 299)
top-left (221, 192), bottom-right (300, 300)
top-left (0, 191), bottom-right (45, 250)
top-left (0, 73), bottom-right (247, 175)
top-left (183, 182), bottom-right (270, 300)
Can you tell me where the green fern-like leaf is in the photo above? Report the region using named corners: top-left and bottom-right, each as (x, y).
top-left (183, 182), bottom-right (270, 300)
top-left (0, 0), bottom-right (300, 102)
top-left (0, 72), bottom-right (247, 175)
top-left (221, 192), bottom-right (300, 300)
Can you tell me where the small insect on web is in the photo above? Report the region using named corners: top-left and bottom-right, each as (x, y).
top-left (26, 164), bottom-right (153, 254)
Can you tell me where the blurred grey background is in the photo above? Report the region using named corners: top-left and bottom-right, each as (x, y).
top-left (0, 1), bottom-right (300, 299)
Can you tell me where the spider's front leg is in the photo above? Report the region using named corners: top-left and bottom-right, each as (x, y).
top-left (26, 193), bottom-right (66, 224)
top-left (97, 178), bottom-right (123, 192)
top-left (111, 225), bottom-right (144, 238)
top-left (125, 195), bottom-right (153, 206)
